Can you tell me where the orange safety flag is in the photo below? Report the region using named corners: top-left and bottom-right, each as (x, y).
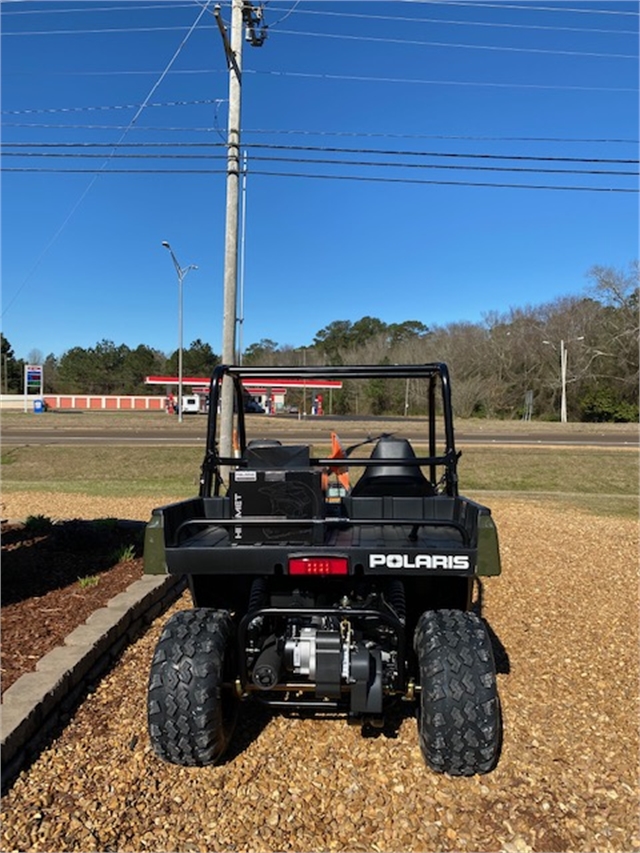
top-left (328, 432), bottom-right (350, 490)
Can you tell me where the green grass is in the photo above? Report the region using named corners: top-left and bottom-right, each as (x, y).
top-left (458, 446), bottom-right (637, 495)
top-left (1, 446), bottom-right (202, 497)
top-left (112, 543), bottom-right (136, 563)
top-left (2, 443), bottom-right (637, 518)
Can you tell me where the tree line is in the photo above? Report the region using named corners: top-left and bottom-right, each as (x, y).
top-left (2, 263), bottom-right (637, 422)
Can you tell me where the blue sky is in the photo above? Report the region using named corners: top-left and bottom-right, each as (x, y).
top-left (1, 0), bottom-right (638, 363)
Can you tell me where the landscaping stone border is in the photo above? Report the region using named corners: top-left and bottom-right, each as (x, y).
top-left (1, 573), bottom-right (186, 789)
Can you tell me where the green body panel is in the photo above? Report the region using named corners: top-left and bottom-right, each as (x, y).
top-left (476, 513), bottom-right (501, 577)
top-left (143, 509), bottom-right (167, 576)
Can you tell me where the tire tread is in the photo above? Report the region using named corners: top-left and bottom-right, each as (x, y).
top-left (414, 609), bottom-right (501, 776)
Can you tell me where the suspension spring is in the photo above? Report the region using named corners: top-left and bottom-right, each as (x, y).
top-left (386, 580), bottom-right (406, 624)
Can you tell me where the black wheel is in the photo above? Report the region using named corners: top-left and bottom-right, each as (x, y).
top-left (147, 608), bottom-right (238, 766)
top-left (414, 609), bottom-right (501, 776)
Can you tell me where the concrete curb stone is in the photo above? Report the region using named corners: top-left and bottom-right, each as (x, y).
top-left (1, 573), bottom-right (186, 786)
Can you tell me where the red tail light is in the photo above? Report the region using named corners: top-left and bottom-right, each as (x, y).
top-left (289, 557), bottom-right (348, 576)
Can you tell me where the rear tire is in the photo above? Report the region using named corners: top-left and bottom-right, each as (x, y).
top-left (414, 609), bottom-right (501, 776)
top-left (148, 608), bottom-right (238, 766)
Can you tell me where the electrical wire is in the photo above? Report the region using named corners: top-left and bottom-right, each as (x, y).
top-left (3, 141), bottom-right (637, 165)
top-left (242, 128), bottom-right (639, 145)
top-left (3, 149), bottom-right (634, 177)
top-left (2, 69), bottom-right (635, 93)
top-left (4, 0), bottom-right (636, 16)
top-left (266, 0), bottom-right (302, 29)
top-left (5, 4), bottom-right (637, 35)
top-left (2, 123), bottom-right (637, 145)
top-left (2, 23), bottom-right (218, 37)
top-left (409, 1), bottom-right (640, 16)
top-left (2, 2), bottom-right (193, 14)
top-left (272, 28), bottom-right (638, 60)
top-left (246, 142), bottom-right (639, 165)
top-left (246, 69), bottom-right (637, 93)
top-left (1, 98), bottom-right (226, 116)
top-left (6, 21), bottom-right (636, 60)
top-left (265, 4), bottom-right (638, 35)
top-left (2, 165), bottom-right (635, 193)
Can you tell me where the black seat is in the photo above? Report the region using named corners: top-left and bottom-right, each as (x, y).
top-left (350, 437), bottom-right (435, 497)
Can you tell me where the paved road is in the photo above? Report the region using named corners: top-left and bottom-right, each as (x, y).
top-left (1, 422), bottom-right (636, 448)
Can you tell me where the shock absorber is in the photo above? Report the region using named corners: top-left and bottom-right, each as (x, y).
top-left (386, 580), bottom-right (406, 624)
top-left (248, 577), bottom-right (268, 613)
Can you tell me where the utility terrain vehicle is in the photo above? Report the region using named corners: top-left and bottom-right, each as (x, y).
top-left (144, 363), bottom-right (502, 776)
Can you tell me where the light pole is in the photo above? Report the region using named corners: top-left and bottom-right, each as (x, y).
top-left (543, 337), bottom-right (584, 423)
top-left (162, 241), bottom-right (198, 424)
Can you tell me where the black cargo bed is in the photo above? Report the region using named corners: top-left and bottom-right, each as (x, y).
top-left (159, 493), bottom-right (483, 577)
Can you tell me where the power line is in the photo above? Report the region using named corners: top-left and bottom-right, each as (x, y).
top-left (1, 98), bottom-right (226, 116)
top-left (4, 0), bottom-right (636, 18)
top-left (3, 141), bottom-right (637, 165)
top-left (265, 4), bottom-right (638, 35)
top-left (4, 149), bottom-right (634, 177)
top-left (10, 21), bottom-right (634, 60)
top-left (4, 9), bottom-right (636, 36)
top-left (2, 122), bottom-right (637, 145)
top-left (272, 28), bottom-right (638, 59)
top-left (410, 1), bottom-right (640, 16)
top-left (3, 165), bottom-right (636, 193)
top-left (2, 69), bottom-right (635, 94)
top-left (2, 2), bottom-right (193, 14)
top-left (2, 23), bottom-right (218, 37)
top-left (243, 128), bottom-right (640, 145)
top-left (247, 142), bottom-right (639, 165)
top-left (246, 69), bottom-right (637, 93)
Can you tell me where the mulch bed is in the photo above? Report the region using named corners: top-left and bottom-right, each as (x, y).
top-left (1, 520), bottom-right (145, 697)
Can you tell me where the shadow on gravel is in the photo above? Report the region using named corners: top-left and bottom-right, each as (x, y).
top-left (1, 518), bottom-right (146, 605)
top-left (225, 697), bottom-right (417, 761)
top-left (223, 702), bottom-right (275, 763)
top-left (473, 579), bottom-right (511, 675)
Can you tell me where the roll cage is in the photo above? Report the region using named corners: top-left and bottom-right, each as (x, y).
top-left (199, 363), bottom-right (460, 499)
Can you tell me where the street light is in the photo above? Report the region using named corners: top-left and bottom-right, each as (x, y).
top-left (161, 241), bottom-right (198, 424)
top-left (543, 337), bottom-right (584, 423)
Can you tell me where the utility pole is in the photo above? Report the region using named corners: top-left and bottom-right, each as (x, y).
top-left (214, 1), bottom-right (266, 471)
top-left (543, 336), bottom-right (584, 423)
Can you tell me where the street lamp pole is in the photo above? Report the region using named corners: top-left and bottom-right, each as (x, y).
top-left (162, 241), bottom-right (198, 424)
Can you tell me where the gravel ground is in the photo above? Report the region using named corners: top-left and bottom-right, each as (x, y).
top-left (1, 492), bottom-right (181, 523)
top-left (1, 496), bottom-right (639, 853)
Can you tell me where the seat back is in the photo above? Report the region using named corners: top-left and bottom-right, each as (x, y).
top-left (351, 437), bottom-right (434, 497)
